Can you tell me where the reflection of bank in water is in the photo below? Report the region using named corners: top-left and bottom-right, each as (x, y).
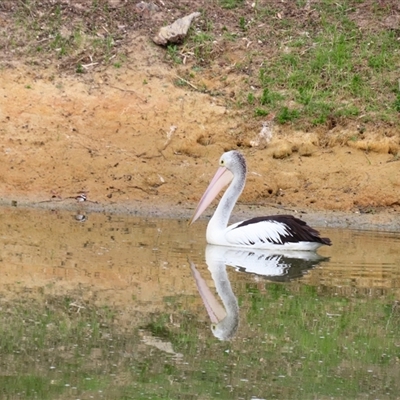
top-left (190, 244), bottom-right (328, 341)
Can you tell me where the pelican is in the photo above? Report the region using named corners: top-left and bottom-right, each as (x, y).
top-left (189, 150), bottom-right (331, 251)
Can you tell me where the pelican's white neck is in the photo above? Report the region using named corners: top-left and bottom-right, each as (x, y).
top-left (206, 165), bottom-right (246, 243)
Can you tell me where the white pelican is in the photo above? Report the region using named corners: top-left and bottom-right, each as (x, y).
top-left (189, 150), bottom-right (331, 251)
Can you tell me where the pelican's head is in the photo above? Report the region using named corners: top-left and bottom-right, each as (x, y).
top-left (189, 150), bottom-right (247, 225)
top-left (217, 150), bottom-right (247, 176)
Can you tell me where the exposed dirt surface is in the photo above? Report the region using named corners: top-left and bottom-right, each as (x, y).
top-left (0, 1), bottom-right (399, 230)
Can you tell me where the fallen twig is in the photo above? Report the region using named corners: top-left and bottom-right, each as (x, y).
top-left (174, 74), bottom-right (199, 91)
top-left (109, 85), bottom-right (147, 103)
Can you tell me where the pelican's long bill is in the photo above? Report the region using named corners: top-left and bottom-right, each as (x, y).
top-left (189, 166), bottom-right (234, 225)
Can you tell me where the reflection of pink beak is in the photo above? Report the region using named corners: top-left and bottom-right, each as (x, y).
top-left (189, 260), bottom-right (226, 324)
top-left (189, 166), bottom-right (233, 225)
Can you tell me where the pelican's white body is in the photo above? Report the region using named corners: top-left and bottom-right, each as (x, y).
top-left (206, 215), bottom-right (324, 251)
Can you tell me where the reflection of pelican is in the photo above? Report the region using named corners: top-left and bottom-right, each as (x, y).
top-left (191, 245), bottom-right (327, 340)
top-left (189, 151), bottom-right (331, 251)
top-left (213, 245), bottom-right (327, 282)
top-left (190, 247), bottom-right (239, 341)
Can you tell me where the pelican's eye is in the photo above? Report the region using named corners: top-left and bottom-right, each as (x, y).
top-left (211, 323), bottom-right (216, 330)
top-left (220, 159), bottom-right (224, 166)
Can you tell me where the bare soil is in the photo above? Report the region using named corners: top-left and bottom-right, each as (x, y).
top-left (0, 1), bottom-right (399, 230)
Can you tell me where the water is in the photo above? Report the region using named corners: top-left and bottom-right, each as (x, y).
top-left (0, 207), bottom-right (399, 399)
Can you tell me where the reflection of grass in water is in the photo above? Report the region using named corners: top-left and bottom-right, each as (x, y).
top-left (142, 315), bottom-right (171, 339)
top-left (0, 376), bottom-right (61, 399)
top-left (0, 295), bottom-right (116, 398)
top-left (240, 282), bottom-right (400, 398)
top-left (0, 286), bottom-right (399, 399)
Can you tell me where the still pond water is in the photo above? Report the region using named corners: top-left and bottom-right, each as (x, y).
top-left (0, 207), bottom-right (399, 399)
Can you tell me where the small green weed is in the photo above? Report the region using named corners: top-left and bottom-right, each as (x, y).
top-left (190, 32), bottom-right (215, 64)
top-left (247, 92), bottom-right (255, 105)
top-left (166, 45), bottom-right (182, 64)
top-left (239, 16), bottom-right (247, 31)
top-left (254, 108), bottom-right (269, 117)
top-left (76, 63), bottom-right (84, 74)
top-left (260, 88), bottom-right (284, 106)
top-left (394, 91), bottom-right (400, 112)
top-left (219, 0), bottom-right (244, 9)
top-left (277, 107), bottom-right (300, 124)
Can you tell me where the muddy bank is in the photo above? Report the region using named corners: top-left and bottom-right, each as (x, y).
top-left (1, 197), bottom-right (399, 233)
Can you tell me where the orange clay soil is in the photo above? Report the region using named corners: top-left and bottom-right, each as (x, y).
top-left (0, 36), bottom-right (399, 231)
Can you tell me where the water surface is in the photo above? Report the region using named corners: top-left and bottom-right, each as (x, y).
top-left (0, 208), bottom-right (399, 399)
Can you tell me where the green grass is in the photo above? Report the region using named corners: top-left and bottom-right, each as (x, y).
top-left (189, 27), bottom-right (215, 65)
top-left (219, 0), bottom-right (245, 9)
top-left (166, 45), bottom-right (183, 64)
top-left (238, 1), bottom-right (400, 126)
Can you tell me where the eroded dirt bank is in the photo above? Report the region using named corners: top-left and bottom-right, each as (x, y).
top-left (0, 37), bottom-right (399, 231)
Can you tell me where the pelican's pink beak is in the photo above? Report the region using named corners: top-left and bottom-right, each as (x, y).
top-left (189, 260), bottom-right (226, 324)
top-left (189, 166), bottom-right (233, 225)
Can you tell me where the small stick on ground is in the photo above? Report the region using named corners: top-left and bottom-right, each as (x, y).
top-left (109, 85), bottom-right (147, 103)
top-left (174, 74), bottom-right (198, 90)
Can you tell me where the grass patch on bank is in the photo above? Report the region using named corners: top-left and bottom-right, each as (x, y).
top-left (243, 1), bottom-right (400, 126)
top-left (180, 1), bottom-right (400, 127)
